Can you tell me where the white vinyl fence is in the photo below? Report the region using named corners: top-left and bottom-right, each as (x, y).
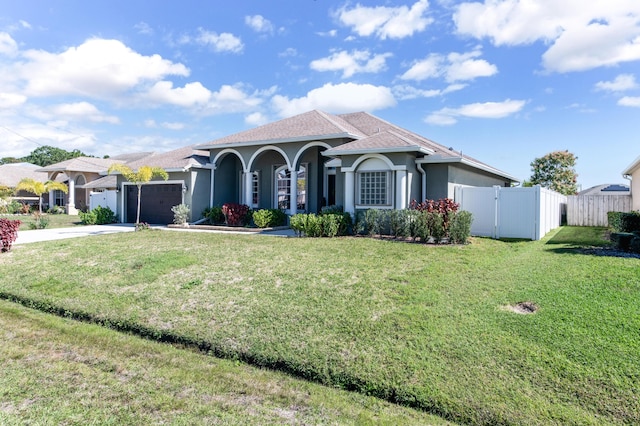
top-left (566, 195), bottom-right (632, 226)
top-left (89, 190), bottom-right (117, 213)
top-left (454, 185), bottom-right (567, 240)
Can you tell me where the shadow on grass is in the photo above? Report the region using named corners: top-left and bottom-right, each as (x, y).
top-left (544, 226), bottom-right (640, 258)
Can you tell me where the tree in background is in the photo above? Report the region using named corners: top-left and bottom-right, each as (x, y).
top-left (0, 157), bottom-right (21, 165)
top-left (22, 146), bottom-right (88, 167)
top-left (15, 178), bottom-right (68, 214)
top-left (108, 164), bottom-right (168, 225)
top-left (529, 150), bottom-right (578, 195)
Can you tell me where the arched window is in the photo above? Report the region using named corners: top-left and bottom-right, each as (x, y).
top-left (274, 164), bottom-right (307, 211)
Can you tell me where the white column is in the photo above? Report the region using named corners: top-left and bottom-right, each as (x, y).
top-left (243, 171), bottom-right (253, 206)
top-left (395, 170), bottom-right (407, 209)
top-left (209, 166), bottom-right (216, 208)
top-left (67, 176), bottom-right (77, 214)
top-left (49, 189), bottom-right (55, 209)
top-left (344, 170), bottom-right (355, 214)
top-left (289, 169), bottom-right (298, 215)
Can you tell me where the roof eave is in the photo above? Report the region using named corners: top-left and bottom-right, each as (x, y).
top-left (324, 146), bottom-right (434, 156)
top-left (622, 154), bottom-right (640, 176)
top-left (198, 132), bottom-right (359, 150)
top-left (417, 156), bottom-right (519, 182)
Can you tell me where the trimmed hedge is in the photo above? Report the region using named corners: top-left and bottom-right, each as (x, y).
top-left (608, 211), bottom-right (640, 233)
top-left (253, 209), bottom-right (287, 228)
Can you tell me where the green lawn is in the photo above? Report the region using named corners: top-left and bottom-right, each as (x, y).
top-left (0, 300), bottom-right (446, 425)
top-left (2, 213), bottom-right (83, 230)
top-left (0, 226), bottom-right (638, 425)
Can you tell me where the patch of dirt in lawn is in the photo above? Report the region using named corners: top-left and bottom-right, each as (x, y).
top-left (504, 301), bottom-right (538, 314)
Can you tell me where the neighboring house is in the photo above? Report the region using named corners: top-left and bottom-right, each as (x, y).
top-left (0, 162), bottom-right (50, 205)
top-left (623, 155), bottom-right (640, 210)
top-left (197, 110), bottom-right (518, 216)
top-left (110, 145), bottom-right (211, 224)
top-left (578, 184), bottom-right (630, 196)
top-left (38, 152), bottom-right (153, 214)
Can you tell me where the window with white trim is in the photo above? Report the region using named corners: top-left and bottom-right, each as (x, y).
top-left (251, 171), bottom-right (260, 207)
top-left (357, 171), bottom-right (390, 206)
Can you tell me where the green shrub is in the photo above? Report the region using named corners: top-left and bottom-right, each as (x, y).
top-left (203, 206), bottom-right (225, 224)
top-left (290, 213), bottom-right (351, 237)
top-left (94, 206), bottom-right (116, 224)
top-left (47, 205), bottom-right (66, 214)
top-left (79, 210), bottom-right (97, 225)
top-left (427, 212), bottom-right (445, 243)
top-left (320, 205), bottom-right (344, 215)
top-left (253, 209), bottom-right (287, 228)
top-left (608, 211), bottom-right (640, 233)
top-left (171, 204), bottom-right (190, 225)
top-left (28, 212), bottom-right (49, 229)
top-left (364, 209), bottom-right (388, 237)
top-left (630, 236), bottom-right (640, 254)
top-left (389, 209), bottom-right (409, 239)
top-left (320, 214), bottom-right (340, 237)
top-left (449, 211), bottom-right (473, 244)
top-left (610, 232), bottom-right (635, 251)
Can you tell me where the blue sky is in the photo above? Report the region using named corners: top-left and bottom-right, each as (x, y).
top-left (1, 0), bottom-right (639, 190)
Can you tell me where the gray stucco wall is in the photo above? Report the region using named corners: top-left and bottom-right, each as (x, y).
top-left (188, 169), bottom-right (211, 221)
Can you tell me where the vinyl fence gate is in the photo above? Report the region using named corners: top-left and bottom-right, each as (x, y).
top-left (454, 185), bottom-right (567, 240)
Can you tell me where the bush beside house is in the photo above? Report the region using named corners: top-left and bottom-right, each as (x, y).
top-left (0, 218), bottom-right (21, 252)
top-left (608, 211), bottom-right (640, 253)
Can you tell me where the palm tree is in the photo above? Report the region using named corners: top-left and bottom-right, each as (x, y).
top-left (108, 164), bottom-right (168, 225)
top-left (15, 178), bottom-right (68, 214)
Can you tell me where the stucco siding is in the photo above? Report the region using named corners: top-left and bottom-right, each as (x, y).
top-left (632, 168), bottom-right (640, 210)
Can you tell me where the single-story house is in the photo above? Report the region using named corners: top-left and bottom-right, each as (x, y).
top-left (623, 155), bottom-right (640, 210)
top-left (197, 110), bottom-right (518, 216)
top-left (38, 152), bottom-right (153, 214)
top-left (578, 184), bottom-right (630, 196)
top-left (0, 162), bottom-right (50, 206)
top-left (37, 110), bottom-right (518, 224)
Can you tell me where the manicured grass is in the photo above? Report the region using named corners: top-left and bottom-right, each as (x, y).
top-left (2, 213), bottom-right (83, 230)
top-left (0, 300), bottom-right (446, 425)
top-left (1, 226), bottom-right (638, 424)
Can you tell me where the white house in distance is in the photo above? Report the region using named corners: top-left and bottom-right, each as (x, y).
top-left (623, 155), bottom-right (640, 210)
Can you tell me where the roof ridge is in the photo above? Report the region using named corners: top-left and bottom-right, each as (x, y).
top-left (315, 110), bottom-right (364, 137)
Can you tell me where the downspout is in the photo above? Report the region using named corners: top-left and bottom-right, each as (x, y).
top-left (416, 162), bottom-right (427, 202)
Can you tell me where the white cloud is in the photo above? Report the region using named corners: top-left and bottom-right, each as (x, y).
top-left (134, 22), bottom-right (153, 35)
top-left (245, 15), bottom-right (274, 34)
top-left (279, 47), bottom-right (298, 57)
top-left (595, 74), bottom-right (638, 92)
top-left (18, 38), bottom-right (189, 98)
top-left (0, 32), bottom-right (18, 56)
top-left (245, 111), bottom-right (269, 126)
top-left (316, 29), bottom-right (338, 37)
top-left (392, 83), bottom-right (466, 100)
top-left (271, 82), bottom-right (396, 117)
top-left (198, 84), bottom-right (271, 115)
top-left (0, 92), bottom-right (27, 108)
top-left (401, 49), bottom-right (497, 82)
top-left (426, 99), bottom-right (526, 125)
top-left (618, 96), bottom-right (640, 107)
top-left (196, 28), bottom-right (244, 53)
top-left (145, 81), bottom-right (212, 107)
top-left (337, 0), bottom-right (433, 40)
top-left (51, 101), bottom-right (120, 123)
top-left (310, 49), bottom-right (392, 78)
top-left (454, 0), bottom-right (640, 73)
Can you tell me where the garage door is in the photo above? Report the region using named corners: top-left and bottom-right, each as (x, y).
top-left (126, 184), bottom-right (182, 224)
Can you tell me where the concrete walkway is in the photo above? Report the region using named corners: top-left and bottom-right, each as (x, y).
top-left (14, 223), bottom-right (295, 245)
top-left (14, 224), bottom-right (136, 245)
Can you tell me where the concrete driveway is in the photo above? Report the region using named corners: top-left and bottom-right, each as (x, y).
top-left (14, 224), bottom-right (136, 245)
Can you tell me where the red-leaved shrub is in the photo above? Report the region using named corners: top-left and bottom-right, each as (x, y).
top-left (222, 203), bottom-right (250, 226)
top-left (0, 218), bottom-right (21, 252)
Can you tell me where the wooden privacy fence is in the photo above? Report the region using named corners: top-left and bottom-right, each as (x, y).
top-left (454, 185), bottom-right (567, 240)
top-left (566, 195), bottom-right (632, 226)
